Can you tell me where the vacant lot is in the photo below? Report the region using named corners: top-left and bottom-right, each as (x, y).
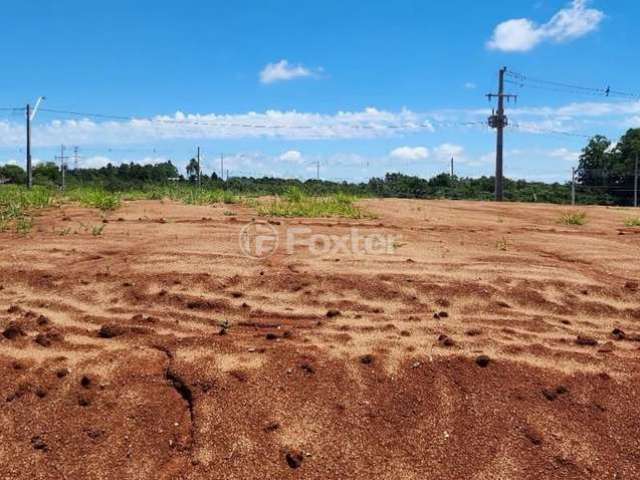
top-left (1, 198), bottom-right (639, 479)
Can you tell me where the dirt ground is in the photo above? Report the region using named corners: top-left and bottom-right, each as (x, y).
top-left (1, 198), bottom-right (640, 479)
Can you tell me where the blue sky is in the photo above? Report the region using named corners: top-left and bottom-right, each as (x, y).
top-left (1, 0), bottom-right (638, 182)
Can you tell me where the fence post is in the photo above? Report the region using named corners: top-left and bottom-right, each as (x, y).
top-left (571, 167), bottom-right (576, 206)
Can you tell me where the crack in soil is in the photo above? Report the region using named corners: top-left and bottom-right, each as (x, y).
top-left (150, 344), bottom-right (196, 452)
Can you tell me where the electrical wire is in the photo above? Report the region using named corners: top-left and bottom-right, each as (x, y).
top-left (506, 70), bottom-right (640, 99)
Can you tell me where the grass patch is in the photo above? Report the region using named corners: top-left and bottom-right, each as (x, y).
top-left (624, 217), bottom-right (640, 227)
top-left (558, 211), bottom-right (588, 226)
top-left (122, 186), bottom-right (241, 205)
top-left (257, 187), bottom-right (372, 219)
top-left (67, 188), bottom-right (121, 211)
top-left (0, 186), bottom-right (54, 233)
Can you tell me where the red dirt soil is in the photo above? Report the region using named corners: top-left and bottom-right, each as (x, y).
top-left (1, 198), bottom-right (640, 479)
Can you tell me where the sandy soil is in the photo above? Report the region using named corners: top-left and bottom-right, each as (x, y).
top-left (1, 198), bottom-right (640, 479)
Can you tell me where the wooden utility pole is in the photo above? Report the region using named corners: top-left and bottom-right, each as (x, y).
top-left (487, 67), bottom-right (516, 201)
top-left (571, 167), bottom-right (576, 205)
top-left (26, 104), bottom-right (32, 188)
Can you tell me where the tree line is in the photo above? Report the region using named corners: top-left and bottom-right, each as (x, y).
top-left (1, 127), bottom-right (639, 205)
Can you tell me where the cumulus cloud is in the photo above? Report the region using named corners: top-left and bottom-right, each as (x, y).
top-left (259, 60), bottom-right (315, 84)
top-left (550, 147), bottom-right (580, 162)
top-left (433, 143), bottom-right (465, 160)
top-left (279, 150), bottom-right (303, 163)
top-left (0, 107), bottom-right (434, 147)
top-left (464, 82), bottom-right (477, 90)
top-left (390, 146), bottom-right (429, 161)
top-left (487, 0), bottom-right (604, 52)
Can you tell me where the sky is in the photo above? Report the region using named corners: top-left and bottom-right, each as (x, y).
top-left (1, 0), bottom-right (639, 182)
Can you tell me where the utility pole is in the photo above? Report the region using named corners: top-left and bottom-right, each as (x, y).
top-left (635, 152), bottom-right (639, 208)
top-left (571, 167), bottom-right (576, 206)
top-left (26, 104), bottom-right (32, 188)
top-left (196, 146), bottom-right (201, 188)
top-left (220, 153), bottom-right (224, 181)
top-left (316, 160), bottom-right (320, 180)
top-left (25, 97), bottom-right (45, 188)
top-left (226, 168), bottom-right (229, 181)
top-left (450, 157), bottom-right (454, 177)
top-left (487, 67), bottom-right (517, 201)
top-left (73, 146), bottom-right (79, 170)
top-left (55, 145), bottom-right (69, 192)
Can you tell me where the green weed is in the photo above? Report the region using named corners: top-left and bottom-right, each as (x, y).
top-left (257, 191), bottom-right (372, 219)
top-left (558, 211), bottom-right (587, 226)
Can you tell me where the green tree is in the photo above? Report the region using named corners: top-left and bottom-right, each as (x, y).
top-left (0, 164), bottom-right (26, 184)
top-left (186, 158), bottom-right (200, 183)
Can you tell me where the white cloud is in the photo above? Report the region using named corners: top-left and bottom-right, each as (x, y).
top-left (464, 82), bottom-right (477, 90)
top-left (433, 143), bottom-right (465, 160)
top-left (82, 155), bottom-right (111, 168)
top-left (0, 108), bottom-right (434, 147)
top-left (279, 150), bottom-right (303, 163)
top-left (390, 146), bottom-right (429, 161)
top-left (487, 0), bottom-right (604, 52)
top-left (259, 60), bottom-right (315, 84)
top-left (550, 147), bottom-right (580, 162)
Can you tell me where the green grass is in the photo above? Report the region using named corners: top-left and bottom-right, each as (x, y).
top-left (558, 211), bottom-right (588, 226)
top-left (0, 186), bottom-right (54, 233)
top-left (624, 217), bottom-right (640, 227)
top-left (66, 188), bottom-right (121, 211)
top-left (257, 187), bottom-right (372, 219)
top-left (120, 185), bottom-right (241, 206)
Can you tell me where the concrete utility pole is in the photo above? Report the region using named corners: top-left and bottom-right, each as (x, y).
top-left (316, 160), bottom-right (320, 180)
top-left (571, 167), bottom-right (576, 206)
top-left (25, 96), bottom-right (45, 188)
top-left (450, 157), bottom-right (454, 177)
top-left (487, 67), bottom-right (517, 201)
top-left (220, 153), bottom-right (224, 181)
top-left (26, 104), bottom-right (32, 188)
top-left (54, 145), bottom-right (69, 191)
top-left (73, 146), bottom-right (79, 170)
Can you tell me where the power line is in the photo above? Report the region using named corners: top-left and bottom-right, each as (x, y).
top-left (510, 122), bottom-right (593, 139)
top-left (36, 106), bottom-right (487, 132)
top-left (506, 70), bottom-right (640, 100)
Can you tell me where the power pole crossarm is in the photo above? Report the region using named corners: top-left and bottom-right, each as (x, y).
top-left (487, 67), bottom-right (517, 202)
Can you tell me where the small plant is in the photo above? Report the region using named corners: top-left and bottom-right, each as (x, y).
top-left (558, 211), bottom-right (587, 226)
top-left (15, 217), bottom-right (33, 235)
top-left (496, 237), bottom-right (508, 251)
top-left (624, 217), bottom-right (640, 227)
top-left (91, 224), bottom-right (106, 236)
top-left (223, 210), bottom-right (237, 216)
top-left (219, 319), bottom-right (231, 335)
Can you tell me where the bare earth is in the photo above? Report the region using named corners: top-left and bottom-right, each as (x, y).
top-left (1, 198), bottom-right (640, 479)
